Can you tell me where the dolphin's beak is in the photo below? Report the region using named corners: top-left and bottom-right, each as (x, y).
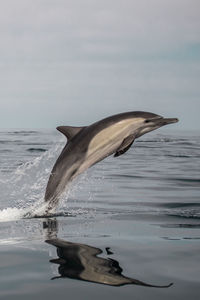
top-left (160, 118), bottom-right (179, 126)
top-left (145, 117), bottom-right (179, 126)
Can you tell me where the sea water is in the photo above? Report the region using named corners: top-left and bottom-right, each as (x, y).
top-left (0, 129), bottom-right (199, 299)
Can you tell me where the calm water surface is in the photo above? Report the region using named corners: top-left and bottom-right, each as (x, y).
top-left (0, 129), bottom-right (199, 299)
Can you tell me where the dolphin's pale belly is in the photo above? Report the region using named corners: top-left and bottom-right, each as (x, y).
top-left (88, 118), bottom-right (140, 156)
top-left (77, 139), bottom-right (121, 175)
top-left (77, 119), bottom-right (139, 174)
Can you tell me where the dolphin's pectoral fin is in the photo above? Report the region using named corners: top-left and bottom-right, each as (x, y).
top-left (57, 126), bottom-right (86, 140)
top-left (114, 135), bottom-right (135, 157)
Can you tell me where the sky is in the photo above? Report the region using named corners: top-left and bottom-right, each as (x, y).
top-left (0, 0), bottom-right (199, 130)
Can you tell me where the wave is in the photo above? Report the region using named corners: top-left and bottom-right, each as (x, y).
top-left (161, 224), bottom-right (200, 229)
top-left (167, 212), bottom-right (200, 219)
top-left (7, 130), bottom-right (38, 135)
top-left (19, 142), bottom-right (50, 145)
top-left (27, 148), bottom-right (47, 152)
top-left (164, 154), bottom-right (197, 158)
top-left (137, 138), bottom-right (187, 143)
top-left (160, 202), bottom-right (200, 209)
top-left (110, 174), bottom-right (200, 186)
top-left (0, 149), bottom-right (12, 153)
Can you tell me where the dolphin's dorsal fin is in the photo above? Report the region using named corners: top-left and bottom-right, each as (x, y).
top-left (114, 135), bottom-right (135, 157)
top-left (57, 126), bottom-right (85, 140)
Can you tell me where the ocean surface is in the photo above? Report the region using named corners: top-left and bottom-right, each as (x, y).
top-left (0, 128), bottom-right (199, 299)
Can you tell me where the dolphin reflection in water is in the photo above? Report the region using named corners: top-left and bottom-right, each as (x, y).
top-left (46, 238), bottom-right (173, 288)
top-left (45, 111), bottom-right (178, 213)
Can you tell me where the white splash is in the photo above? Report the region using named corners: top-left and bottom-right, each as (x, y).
top-left (0, 141), bottom-right (64, 222)
top-left (0, 207), bottom-right (25, 222)
top-left (0, 136), bottom-right (97, 222)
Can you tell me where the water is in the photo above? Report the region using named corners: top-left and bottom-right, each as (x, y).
top-left (0, 129), bottom-right (199, 299)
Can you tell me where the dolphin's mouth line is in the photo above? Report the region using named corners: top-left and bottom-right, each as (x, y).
top-left (145, 117), bottom-right (163, 123)
top-left (145, 117), bottom-right (179, 124)
top-left (160, 118), bottom-right (179, 125)
top-left (166, 118), bottom-right (179, 123)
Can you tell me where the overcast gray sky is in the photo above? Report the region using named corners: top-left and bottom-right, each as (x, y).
top-left (0, 0), bottom-right (199, 129)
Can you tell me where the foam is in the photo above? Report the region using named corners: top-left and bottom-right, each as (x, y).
top-left (0, 207), bottom-right (25, 222)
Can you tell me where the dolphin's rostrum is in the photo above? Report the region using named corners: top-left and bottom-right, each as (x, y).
top-left (45, 111), bottom-right (178, 212)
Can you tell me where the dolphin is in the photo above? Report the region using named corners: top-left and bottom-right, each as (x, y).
top-left (45, 111), bottom-right (178, 212)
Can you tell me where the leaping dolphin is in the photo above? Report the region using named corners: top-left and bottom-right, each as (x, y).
top-left (45, 111), bottom-right (178, 212)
